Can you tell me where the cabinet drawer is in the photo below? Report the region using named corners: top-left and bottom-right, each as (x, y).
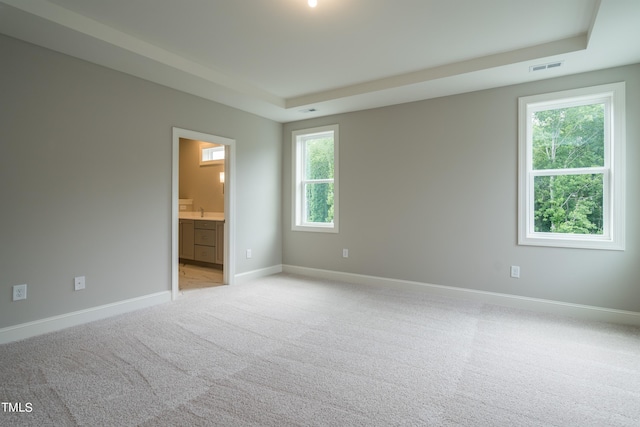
top-left (194, 245), bottom-right (216, 263)
top-left (194, 229), bottom-right (216, 246)
top-left (194, 220), bottom-right (216, 230)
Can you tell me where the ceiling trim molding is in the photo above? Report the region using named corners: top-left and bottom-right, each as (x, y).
top-left (586, 0), bottom-right (603, 45)
top-left (2, 0), bottom-right (637, 123)
top-left (285, 35), bottom-right (588, 109)
top-left (0, 0), bottom-right (285, 108)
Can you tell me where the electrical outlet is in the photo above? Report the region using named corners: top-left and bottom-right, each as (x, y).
top-left (13, 284), bottom-right (27, 301)
top-left (246, 249), bottom-right (252, 259)
top-left (510, 266), bottom-right (521, 279)
top-left (74, 276), bottom-right (86, 291)
top-left (342, 248), bottom-right (349, 258)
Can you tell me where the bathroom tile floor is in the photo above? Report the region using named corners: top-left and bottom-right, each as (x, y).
top-left (179, 263), bottom-right (224, 291)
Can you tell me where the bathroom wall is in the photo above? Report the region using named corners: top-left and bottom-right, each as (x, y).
top-left (179, 138), bottom-right (225, 213)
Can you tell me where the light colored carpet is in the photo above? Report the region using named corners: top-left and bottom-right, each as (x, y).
top-left (1, 273), bottom-right (639, 426)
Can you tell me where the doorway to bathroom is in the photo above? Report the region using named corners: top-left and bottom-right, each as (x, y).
top-left (171, 127), bottom-right (236, 300)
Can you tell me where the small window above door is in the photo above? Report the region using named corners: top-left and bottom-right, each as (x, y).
top-left (200, 143), bottom-right (225, 166)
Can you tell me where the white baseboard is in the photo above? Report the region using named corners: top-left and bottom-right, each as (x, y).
top-left (0, 291), bottom-right (171, 345)
top-left (234, 264), bottom-right (283, 285)
top-left (282, 265), bottom-right (640, 327)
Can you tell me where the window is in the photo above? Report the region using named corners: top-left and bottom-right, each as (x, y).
top-left (518, 82), bottom-right (625, 250)
top-left (292, 125), bottom-right (339, 232)
top-left (200, 143), bottom-right (224, 165)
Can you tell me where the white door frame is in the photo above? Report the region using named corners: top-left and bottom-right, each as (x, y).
top-left (171, 127), bottom-right (236, 300)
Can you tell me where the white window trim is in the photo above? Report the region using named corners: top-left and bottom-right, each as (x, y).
top-left (292, 124), bottom-right (339, 233)
top-left (518, 82), bottom-right (625, 250)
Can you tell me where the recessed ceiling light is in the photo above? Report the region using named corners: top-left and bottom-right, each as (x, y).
top-left (308, 0), bottom-right (318, 7)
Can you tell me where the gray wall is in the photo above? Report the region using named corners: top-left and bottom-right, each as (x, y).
top-left (0, 34), bottom-right (282, 328)
top-left (2, 30), bottom-right (638, 332)
top-left (283, 64), bottom-right (640, 312)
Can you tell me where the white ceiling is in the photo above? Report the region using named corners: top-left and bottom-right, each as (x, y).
top-left (1, 0), bottom-right (639, 123)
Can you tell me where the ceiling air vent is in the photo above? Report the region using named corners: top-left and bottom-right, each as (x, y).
top-left (529, 61), bottom-right (564, 72)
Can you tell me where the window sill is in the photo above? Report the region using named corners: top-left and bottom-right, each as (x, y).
top-left (518, 233), bottom-right (624, 251)
top-left (292, 224), bottom-right (338, 233)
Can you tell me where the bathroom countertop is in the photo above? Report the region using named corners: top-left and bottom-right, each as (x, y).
top-left (179, 212), bottom-right (225, 221)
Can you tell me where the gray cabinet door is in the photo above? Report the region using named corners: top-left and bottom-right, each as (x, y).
top-left (179, 220), bottom-right (194, 260)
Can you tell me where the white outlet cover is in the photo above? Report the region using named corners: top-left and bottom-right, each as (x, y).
top-left (13, 284), bottom-right (27, 301)
top-left (510, 266), bottom-right (520, 278)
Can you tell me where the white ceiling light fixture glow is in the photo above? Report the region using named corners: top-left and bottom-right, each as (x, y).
top-left (308, 0), bottom-right (318, 8)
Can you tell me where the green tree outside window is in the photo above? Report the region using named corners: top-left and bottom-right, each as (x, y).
top-left (532, 104), bottom-right (605, 235)
top-left (304, 136), bottom-right (334, 223)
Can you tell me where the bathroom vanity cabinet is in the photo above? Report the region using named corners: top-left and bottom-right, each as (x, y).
top-left (179, 218), bottom-right (224, 266)
top-left (215, 221), bottom-right (224, 264)
top-left (194, 220), bottom-right (216, 263)
top-left (179, 219), bottom-right (194, 260)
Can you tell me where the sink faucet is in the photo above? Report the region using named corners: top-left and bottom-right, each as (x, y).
top-left (200, 207), bottom-right (204, 218)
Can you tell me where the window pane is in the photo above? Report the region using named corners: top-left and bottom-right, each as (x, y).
top-left (532, 103), bottom-right (604, 170)
top-left (304, 136), bottom-right (334, 180)
top-left (304, 182), bottom-right (334, 223)
top-left (202, 146), bottom-right (224, 162)
top-left (533, 174), bottom-right (603, 234)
